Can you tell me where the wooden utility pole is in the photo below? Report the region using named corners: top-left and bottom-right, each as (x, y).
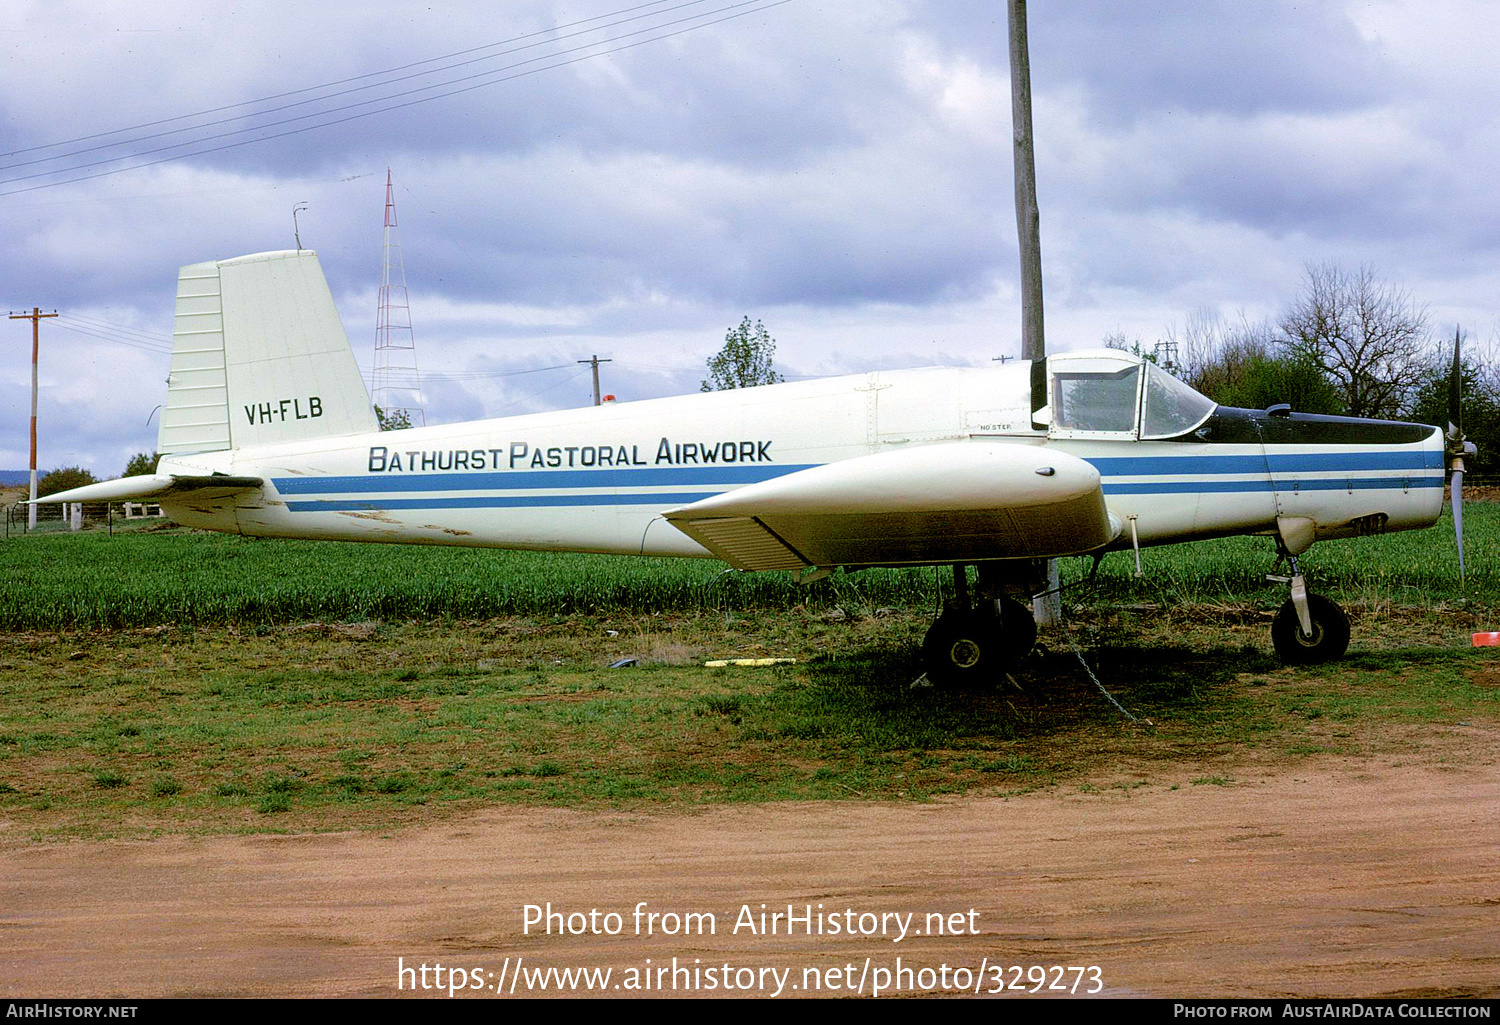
top-left (577, 354), bottom-right (612, 406)
top-left (1007, 0), bottom-right (1061, 625)
top-left (10, 307), bottom-right (58, 529)
top-left (1009, 0), bottom-right (1044, 362)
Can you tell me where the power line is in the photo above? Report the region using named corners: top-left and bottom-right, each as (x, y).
top-left (615, 359), bottom-right (703, 373)
top-left (52, 314), bottom-right (172, 353)
top-left (490, 366), bottom-right (594, 414)
top-left (362, 362), bottom-right (578, 384)
top-left (59, 311), bottom-right (170, 344)
top-left (0, 0), bottom-right (720, 173)
top-left (0, 0), bottom-right (794, 197)
top-left (4, 2), bottom-right (699, 159)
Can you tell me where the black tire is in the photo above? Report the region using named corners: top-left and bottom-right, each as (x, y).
top-left (1270, 594), bottom-right (1350, 664)
top-left (921, 600), bottom-right (1037, 687)
top-left (997, 597), bottom-right (1038, 665)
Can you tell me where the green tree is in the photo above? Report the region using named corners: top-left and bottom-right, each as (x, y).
top-left (374, 405), bottom-right (412, 431)
top-left (37, 466), bottom-right (98, 498)
top-left (1226, 351), bottom-right (1344, 414)
top-left (701, 317), bottom-right (784, 391)
top-left (123, 451), bottom-right (160, 477)
top-left (1407, 335), bottom-right (1499, 473)
top-left (1189, 335), bottom-right (1342, 413)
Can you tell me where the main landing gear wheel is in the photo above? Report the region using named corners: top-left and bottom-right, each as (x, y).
top-left (921, 598), bottom-right (1037, 687)
top-left (1270, 594), bottom-right (1350, 665)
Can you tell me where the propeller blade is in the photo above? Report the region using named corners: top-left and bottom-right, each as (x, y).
top-left (1447, 327), bottom-right (1463, 438)
top-left (1452, 467), bottom-right (1465, 584)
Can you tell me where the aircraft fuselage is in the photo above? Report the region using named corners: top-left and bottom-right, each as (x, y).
top-left (157, 361), bottom-right (1446, 566)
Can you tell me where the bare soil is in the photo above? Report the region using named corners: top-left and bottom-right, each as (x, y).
top-left (3, 738), bottom-right (1496, 999)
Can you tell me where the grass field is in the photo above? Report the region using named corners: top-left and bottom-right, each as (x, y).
top-left (2, 608), bottom-right (1496, 841)
top-left (0, 504), bottom-right (1495, 840)
top-left (0, 504), bottom-right (1493, 629)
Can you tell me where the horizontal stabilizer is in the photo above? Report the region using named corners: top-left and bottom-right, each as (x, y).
top-left (664, 442), bottom-right (1118, 571)
top-left (27, 474), bottom-right (263, 504)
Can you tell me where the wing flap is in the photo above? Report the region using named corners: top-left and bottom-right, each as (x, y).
top-left (678, 516), bottom-right (810, 571)
top-left (664, 442), bottom-right (1117, 571)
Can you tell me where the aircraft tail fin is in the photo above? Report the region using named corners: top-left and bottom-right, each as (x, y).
top-left (160, 250), bottom-right (377, 455)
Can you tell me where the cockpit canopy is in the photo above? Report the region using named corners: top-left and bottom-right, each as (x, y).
top-left (1046, 349), bottom-right (1217, 440)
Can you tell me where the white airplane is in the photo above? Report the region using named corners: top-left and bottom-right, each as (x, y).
top-left (36, 250), bottom-right (1471, 684)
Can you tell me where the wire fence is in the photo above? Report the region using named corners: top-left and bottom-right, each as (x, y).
top-left (3, 500), bottom-right (165, 540)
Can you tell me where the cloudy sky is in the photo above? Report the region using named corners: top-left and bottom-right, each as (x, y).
top-left (2, 0), bottom-right (1496, 477)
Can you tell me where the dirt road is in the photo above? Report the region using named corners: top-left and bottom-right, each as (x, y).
top-left (3, 738), bottom-right (1497, 1000)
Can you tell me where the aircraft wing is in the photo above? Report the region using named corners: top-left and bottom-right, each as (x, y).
top-left (25, 473), bottom-right (264, 504)
top-left (662, 442), bottom-right (1118, 571)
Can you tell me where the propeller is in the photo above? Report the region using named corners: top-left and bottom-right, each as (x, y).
top-left (1446, 327), bottom-right (1478, 582)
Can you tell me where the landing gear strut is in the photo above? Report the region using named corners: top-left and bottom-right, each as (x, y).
top-left (921, 564), bottom-right (1038, 686)
top-left (1267, 552), bottom-right (1350, 664)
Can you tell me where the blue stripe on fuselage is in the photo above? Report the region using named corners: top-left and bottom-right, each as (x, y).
top-left (269, 449), bottom-right (1442, 511)
top-left (271, 464), bottom-right (818, 495)
top-left (1086, 450), bottom-right (1443, 496)
top-left (1087, 451), bottom-right (1442, 476)
top-left (1101, 476), bottom-right (1444, 496)
top-left (283, 492), bottom-right (726, 512)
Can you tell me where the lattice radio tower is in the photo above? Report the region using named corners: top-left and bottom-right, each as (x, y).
top-left (372, 167), bottom-right (425, 427)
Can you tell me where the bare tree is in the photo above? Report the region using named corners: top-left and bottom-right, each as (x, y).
top-left (1472, 329), bottom-right (1500, 403)
top-left (1280, 262), bottom-right (1430, 419)
top-left (1162, 308), bottom-right (1276, 396)
top-left (1153, 309), bottom-right (1340, 413)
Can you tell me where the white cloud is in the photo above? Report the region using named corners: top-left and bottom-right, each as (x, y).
top-left (2, 1), bottom-right (1497, 472)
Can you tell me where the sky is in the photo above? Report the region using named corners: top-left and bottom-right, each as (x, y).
top-left (2, 0), bottom-right (1497, 477)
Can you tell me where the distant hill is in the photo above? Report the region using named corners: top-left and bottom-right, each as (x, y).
top-left (0, 470), bottom-right (29, 488)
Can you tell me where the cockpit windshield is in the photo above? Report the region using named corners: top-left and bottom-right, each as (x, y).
top-left (1140, 362), bottom-right (1216, 438)
top-left (1048, 353), bottom-right (1217, 439)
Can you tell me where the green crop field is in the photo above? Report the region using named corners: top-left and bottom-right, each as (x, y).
top-left (0, 504), bottom-right (1493, 629)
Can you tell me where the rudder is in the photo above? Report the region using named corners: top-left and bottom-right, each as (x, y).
top-left (159, 250), bottom-right (377, 455)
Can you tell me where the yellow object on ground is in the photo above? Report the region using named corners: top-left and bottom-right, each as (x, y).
top-left (703, 658), bottom-right (798, 667)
